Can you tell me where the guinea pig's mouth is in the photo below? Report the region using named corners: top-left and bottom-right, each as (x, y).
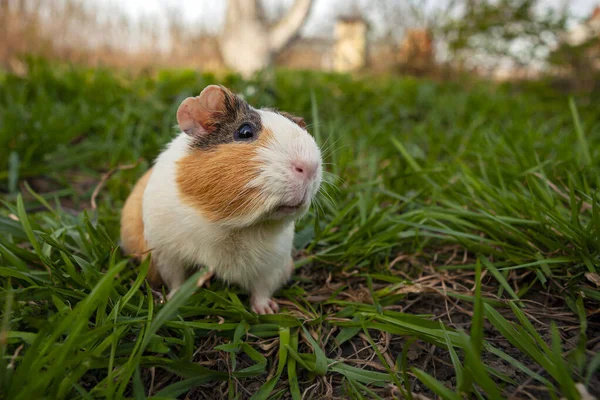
top-left (276, 201), bottom-right (305, 214)
top-left (272, 188), bottom-right (312, 217)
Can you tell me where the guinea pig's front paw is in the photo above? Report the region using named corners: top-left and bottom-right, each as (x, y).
top-left (196, 267), bottom-right (214, 288)
top-left (251, 296), bottom-right (280, 315)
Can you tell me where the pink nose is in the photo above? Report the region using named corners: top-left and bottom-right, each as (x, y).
top-left (292, 160), bottom-right (318, 180)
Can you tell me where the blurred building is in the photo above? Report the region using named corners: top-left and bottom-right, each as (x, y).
top-left (278, 16), bottom-right (371, 73)
top-left (280, 18), bottom-right (438, 75)
top-left (277, 38), bottom-right (333, 70)
top-left (332, 17), bottom-right (369, 73)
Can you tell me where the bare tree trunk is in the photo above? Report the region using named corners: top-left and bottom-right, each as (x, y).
top-left (219, 0), bottom-right (313, 78)
top-left (268, 0), bottom-right (312, 51)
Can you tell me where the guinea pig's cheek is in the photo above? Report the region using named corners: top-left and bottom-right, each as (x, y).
top-left (250, 129), bottom-right (283, 192)
top-left (176, 146), bottom-right (263, 222)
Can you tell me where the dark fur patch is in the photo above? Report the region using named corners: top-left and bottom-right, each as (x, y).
top-left (192, 90), bottom-right (262, 150)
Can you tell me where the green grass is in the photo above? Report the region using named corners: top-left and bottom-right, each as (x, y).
top-left (1, 58), bottom-right (599, 399)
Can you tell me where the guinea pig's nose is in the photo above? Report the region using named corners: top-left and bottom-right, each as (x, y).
top-left (292, 160), bottom-right (317, 180)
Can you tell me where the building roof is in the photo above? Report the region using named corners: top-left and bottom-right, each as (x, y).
top-left (336, 15), bottom-right (370, 29)
top-left (590, 6), bottom-right (600, 22)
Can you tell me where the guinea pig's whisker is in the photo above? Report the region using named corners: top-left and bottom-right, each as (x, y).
top-left (320, 135), bottom-right (342, 153)
top-left (224, 191), bottom-right (257, 216)
top-left (321, 143), bottom-right (350, 159)
top-left (319, 180), bottom-right (341, 194)
top-left (224, 187), bottom-right (253, 209)
top-left (319, 136), bottom-right (343, 156)
top-left (322, 175), bottom-right (342, 185)
top-left (225, 200), bottom-right (251, 220)
top-left (225, 193), bottom-right (260, 219)
top-left (317, 199), bottom-right (328, 217)
top-left (317, 190), bottom-right (336, 210)
top-left (320, 187), bottom-right (336, 201)
top-left (315, 193), bottom-right (336, 213)
top-left (324, 171), bottom-right (345, 186)
top-left (313, 197), bottom-right (325, 216)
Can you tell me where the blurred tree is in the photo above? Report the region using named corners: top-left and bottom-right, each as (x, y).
top-left (549, 7), bottom-right (600, 91)
top-left (219, 0), bottom-right (314, 77)
top-left (398, 28), bottom-right (435, 75)
top-left (0, 0), bottom-right (7, 66)
top-left (441, 0), bottom-right (568, 72)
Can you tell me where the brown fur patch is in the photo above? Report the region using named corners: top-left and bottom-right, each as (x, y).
top-left (120, 168), bottom-right (164, 288)
top-left (176, 129), bottom-right (274, 222)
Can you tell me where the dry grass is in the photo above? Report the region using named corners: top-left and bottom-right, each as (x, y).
top-left (0, 0), bottom-right (224, 71)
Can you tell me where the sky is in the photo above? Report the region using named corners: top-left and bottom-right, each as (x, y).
top-left (102, 0), bottom-right (600, 38)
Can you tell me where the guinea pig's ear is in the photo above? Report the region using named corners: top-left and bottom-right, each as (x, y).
top-left (279, 111), bottom-right (307, 129)
top-left (177, 85), bottom-right (234, 136)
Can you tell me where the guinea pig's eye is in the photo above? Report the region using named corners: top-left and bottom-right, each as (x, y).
top-left (234, 124), bottom-right (255, 141)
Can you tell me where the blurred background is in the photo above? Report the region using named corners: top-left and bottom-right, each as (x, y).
top-left (1, 0), bottom-right (599, 90)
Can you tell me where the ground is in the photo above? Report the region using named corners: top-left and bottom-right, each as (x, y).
top-left (0, 59), bottom-right (599, 399)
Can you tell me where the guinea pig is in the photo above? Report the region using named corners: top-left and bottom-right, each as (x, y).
top-left (120, 85), bottom-right (322, 314)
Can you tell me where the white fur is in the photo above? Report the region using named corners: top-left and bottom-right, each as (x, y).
top-left (250, 110), bottom-right (322, 212)
top-left (142, 110), bottom-right (321, 312)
